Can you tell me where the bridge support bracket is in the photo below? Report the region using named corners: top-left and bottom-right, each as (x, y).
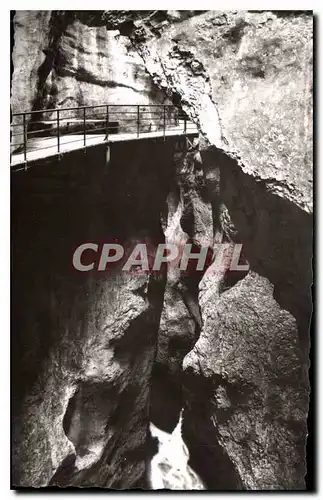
top-left (186, 137), bottom-right (194, 151)
top-left (174, 136), bottom-right (197, 153)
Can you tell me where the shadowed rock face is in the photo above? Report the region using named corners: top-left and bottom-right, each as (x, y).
top-left (183, 271), bottom-right (308, 490)
top-left (11, 11), bottom-right (166, 114)
top-left (123, 10), bottom-right (312, 490)
top-left (11, 11), bottom-right (168, 148)
top-left (149, 144), bottom-right (213, 432)
top-left (11, 140), bottom-right (175, 488)
top-left (123, 10), bottom-right (313, 212)
top-left (11, 10), bottom-right (312, 490)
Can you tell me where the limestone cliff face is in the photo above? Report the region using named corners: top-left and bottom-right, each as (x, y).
top-left (12, 140), bottom-right (175, 487)
top-left (123, 10), bottom-right (312, 489)
top-left (11, 10), bottom-right (312, 490)
top-left (11, 11), bottom-right (167, 148)
top-left (11, 11), bottom-right (52, 114)
top-left (11, 11), bottom-right (166, 113)
top-left (123, 10), bottom-right (313, 212)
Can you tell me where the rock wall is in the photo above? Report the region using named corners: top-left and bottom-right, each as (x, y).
top-left (11, 11), bottom-right (168, 114)
top-left (123, 11), bottom-right (312, 490)
top-left (11, 11), bottom-right (168, 148)
top-left (11, 10), bottom-right (312, 490)
top-left (123, 10), bottom-right (313, 211)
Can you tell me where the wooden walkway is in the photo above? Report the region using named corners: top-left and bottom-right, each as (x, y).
top-left (10, 104), bottom-right (199, 169)
top-left (11, 127), bottom-right (198, 169)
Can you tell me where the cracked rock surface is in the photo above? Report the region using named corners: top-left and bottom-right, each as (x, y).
top-left (11, 10), bottom-right (312, 490)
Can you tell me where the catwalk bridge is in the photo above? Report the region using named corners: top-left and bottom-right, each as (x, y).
top-left (10, 104), bottom-right (198, 170)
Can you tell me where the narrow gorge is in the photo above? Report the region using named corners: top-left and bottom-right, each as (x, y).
top-left (11, 10), bottom-right (313, 490)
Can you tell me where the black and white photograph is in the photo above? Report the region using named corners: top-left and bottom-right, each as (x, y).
top-left (9, 8), bottom-right (314, 491)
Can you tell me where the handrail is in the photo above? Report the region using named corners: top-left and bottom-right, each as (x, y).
top-left (11, 103), bottom-right (176, 116)
top-left (10, 104), bottom-right (194, 165)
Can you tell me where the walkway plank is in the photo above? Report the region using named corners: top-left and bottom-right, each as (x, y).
top-left (11, 126), bottom-right (199, 168)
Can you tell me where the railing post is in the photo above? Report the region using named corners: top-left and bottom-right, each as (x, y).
top-left (57, 109), bottom-right (60, 153)
top-left (137, 105), bottom-right (140, 138)
top-left (184, 113), bottom-right (187, 134)
top-left (163, 106), bottom-right (166, 140)
top-left (106, 105), bottom-right (109, 141)
top-left (23, 113), bottom-right (27, 162)
top-left (83, 107), bottom-right (86, 147)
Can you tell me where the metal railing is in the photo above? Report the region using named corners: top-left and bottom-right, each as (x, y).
top-left (10, 104), bottom-right (197, 164)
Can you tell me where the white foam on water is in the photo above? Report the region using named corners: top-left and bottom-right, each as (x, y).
top-left (148, 410), bottom-right (205, 490)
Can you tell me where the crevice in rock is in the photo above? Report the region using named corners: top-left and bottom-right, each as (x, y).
top-left (29, 11), bottom-right (75, 118)
top-left (149, 258), bottom-right (204, 435)
top-left (217, 241), bottom-right (250, 295)
top-left (218, 267), bottom-right (249, 295)
top-left (216, 148), bottom-right (312, 356)
top-left (49, 453), bottom-right (77, 487)
top-left (182, 370), bottom-right (244, 490)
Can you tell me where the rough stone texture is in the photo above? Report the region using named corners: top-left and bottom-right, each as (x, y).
top-left (11, 139), bottom-right (177, 487)
top-left (11, 11), bottom-right (167, 114)
top-left (216, 148), bottom-right (313, 354)
top-left (183, 271), bottom-right (308, 490)
top-left (150, 141), bottom-right (214, 432)
top-left (162, 11), bottom-right (313, 212)
top-left (116, 10), bottom-right (312, 213)
top-left (122, 11), bottom-right (312, 490)
top-left (11, 11), bottom-right (168, 148)
top-left (11, 11), bottom-right (52, 115)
